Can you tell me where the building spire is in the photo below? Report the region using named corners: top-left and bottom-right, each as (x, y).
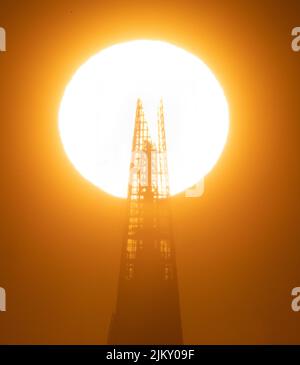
top-left (108, 98), bottom-right (182, 344)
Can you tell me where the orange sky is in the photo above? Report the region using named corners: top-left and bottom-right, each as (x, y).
top-left (0, 0), bottom-right (300, 344)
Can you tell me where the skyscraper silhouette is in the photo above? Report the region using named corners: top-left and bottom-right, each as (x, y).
top-left (108, 99), bottom-right (182, 344)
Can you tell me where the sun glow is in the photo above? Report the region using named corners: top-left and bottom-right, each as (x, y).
top-left (59, 40), bottom-right (229, 198)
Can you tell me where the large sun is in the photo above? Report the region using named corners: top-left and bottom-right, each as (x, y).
top-left (59, 40), bottom-right (229, 198)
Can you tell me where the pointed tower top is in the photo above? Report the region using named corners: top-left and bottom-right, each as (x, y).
top-left (158, 97), bottom-right (164, 116)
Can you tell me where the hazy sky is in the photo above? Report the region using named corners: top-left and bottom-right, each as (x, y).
top-left (0, 0), bottom-right (300, 344)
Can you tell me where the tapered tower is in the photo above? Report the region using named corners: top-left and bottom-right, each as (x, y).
top-left (108, 99), bottom-right (182, 344)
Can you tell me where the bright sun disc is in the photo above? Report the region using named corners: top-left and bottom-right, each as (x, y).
top-left (59, 40), bottom-right (229, 198)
